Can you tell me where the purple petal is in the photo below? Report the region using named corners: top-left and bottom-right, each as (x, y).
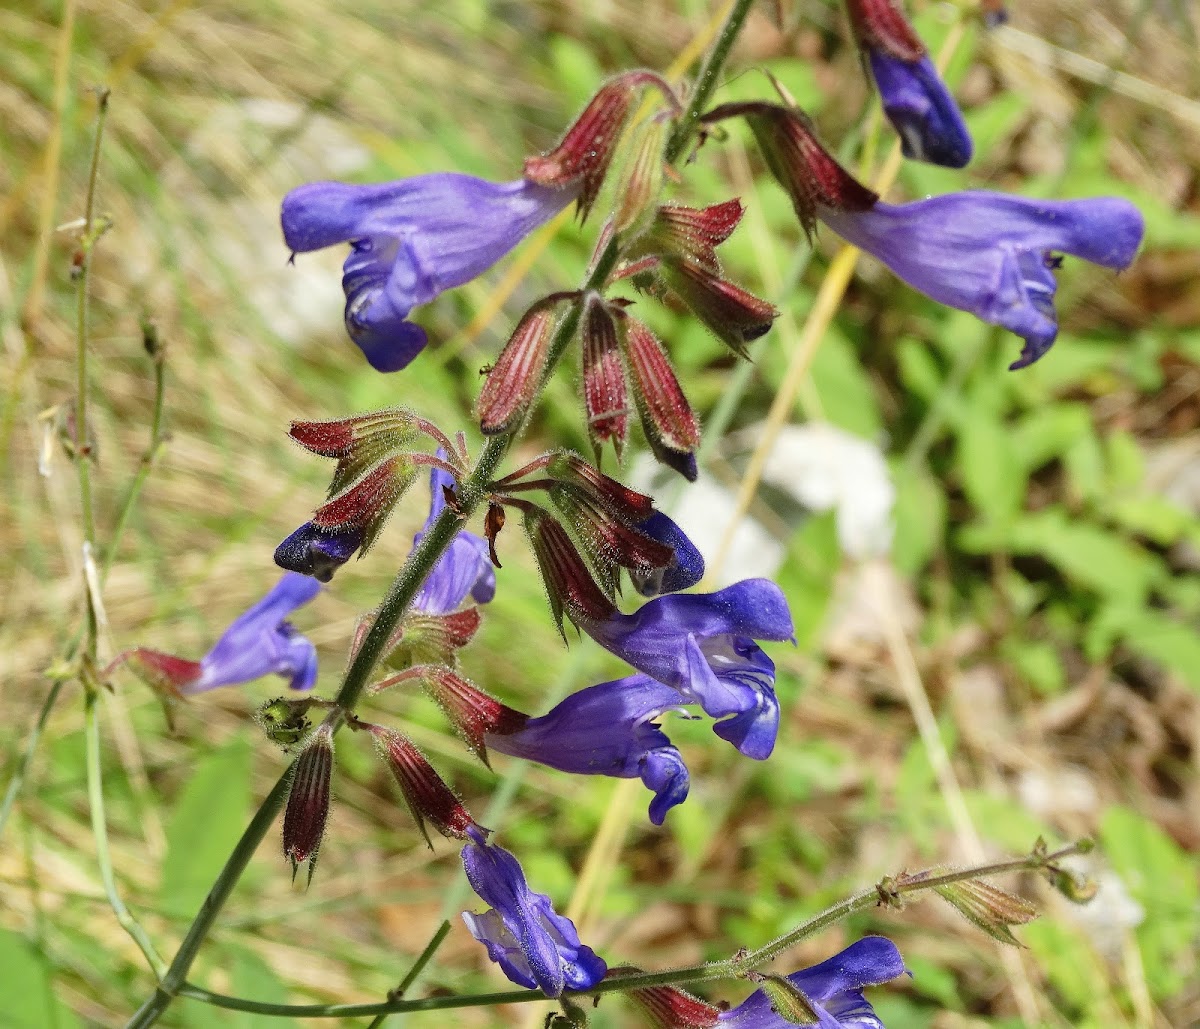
top-left (187, 573), bottom-right (322, 693)
top-left (630, 511), bottom-right (705, 597)
top-left (820, 193), bottom-right (1144, 367)
top-left (868, 51), bottom-right (972, 168)
top-left (719, 938), bottom-right (906, 1028)
top-left (461, 838), bottom-right (606, 996)
top-left (487, 675), bottom-right (691, 824)
top-left (274, 522), bottom-right (362, 582)
top-left (283, 175), bottom-right (576, 373)
top-left (412, 457), bottom-right (496, 614)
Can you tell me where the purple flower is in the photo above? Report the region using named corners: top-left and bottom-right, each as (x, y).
top-left (412, 457), bottom-right (496, 614)
top-left (630, 511), bottom-right (705, 597)
top-left (582, 580), bottom-right (793, 760)
top-left (191, 572), bottom-right (321, 693)
top-left (719, 937), bottom-right (906, 1028)
top-left (488, 675), bottom-right (690, 825)
top-left (461, 832), bottom-right (607, 996)
top-left (282, 174), bottom-right (576, 372)
top-left (867, 50), bottom-right (972, 168)
top-left (274, 523), bottom-right (361, 583)
top-left (820, 193), bottom-right (1145, 368)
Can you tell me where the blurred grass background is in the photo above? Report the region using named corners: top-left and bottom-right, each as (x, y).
top-left (2, 0), bottom-right (1199, 1026)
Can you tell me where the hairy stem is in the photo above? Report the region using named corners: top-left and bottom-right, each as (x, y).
top-left (664, 0), bottom-right (756, 164)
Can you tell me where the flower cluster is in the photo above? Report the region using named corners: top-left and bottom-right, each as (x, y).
top-left (110, 5), bottom-right (1144, 1022)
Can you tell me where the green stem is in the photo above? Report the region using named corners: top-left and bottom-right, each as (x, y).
top-left (664, 0), bottom-right (756, 164)
top-left (85, 692), bottom-right (167, 979)
top-left (104, 349), bottom-right (167, 578)
top-left (126, 766), bottom-right (296, 1028)
top-left (0, 680), bottom-right (65, 838)
top-left (166, 843), bottom-right (1086, 1019)
top-left (366, 920), bottom-right (451, 1029)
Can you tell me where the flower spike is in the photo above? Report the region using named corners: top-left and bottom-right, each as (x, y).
top-left (282, 724), bottom-right (334, 884)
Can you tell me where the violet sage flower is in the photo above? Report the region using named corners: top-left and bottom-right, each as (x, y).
top-left (461, 831), bottom-right (607, 996)
top-left (111, 572), bottom-right (321, 696)
top-left (820, 192), bottom-right (1145, 368)
top-left (412, 456), bottom-right (496, 614)
top-left (719, 937), bottom-right (907, 1028)
top-left (630, 511), bottom-right (705, 597)
top-left (581, 579), bottom-right (794, 760)
top-left (282, 174), bottom-right (577, 372)
top-left (487, 675), bottom-right (690, 825)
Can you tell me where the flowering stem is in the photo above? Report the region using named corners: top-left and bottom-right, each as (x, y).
top-left (366, 919), bottom-right (452, 1029)
top-left (158, 842), bottom-right (1085, 1019)
top-left (664, 0), bottom-right (756, 164)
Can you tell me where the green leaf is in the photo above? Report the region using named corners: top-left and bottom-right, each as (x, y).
top-left (1004, 509), bottom-right (1162, 600)
top-left (773, 512), bottom-right (840, 649)
top-left (890, 460), bottom-right (945, 577)
top-left (809, 328), bottom-right (881, 439)
top-left (160, 737), bottom-right (252, 918)
top-left (0, 930), bottom-right (82, 1029)
top-left (957, 413), bottom-right (1025, 529)
top-left (1089, 605), bottom-right (1200, 687)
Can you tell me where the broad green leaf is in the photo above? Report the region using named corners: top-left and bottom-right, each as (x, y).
top-left (160, 737), bottom-right (252, 918)
top-left (809, 328), bottom-right (881, 439)
top-left (957, 413), bottom-right (1025, 529)
top-left (890, 460), bottom-right (945, 576)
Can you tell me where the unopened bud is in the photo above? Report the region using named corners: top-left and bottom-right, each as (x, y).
top-left (274, 522), bottom-right (361, 582)
top-left (256, 696), bottom-right (316, 751)
top-left (525, 71), bottom-right (679, 222)
top-left (283, 724), bottom-right (334, 883)
top-left (617, 311), bottom-right (699, 481)
top-left (290, 408), bottom-right (419, 495)
top-left (544, 451), bottom-right (655, 522)
top-left (581, 296), bottom-right (630, 459)
top-left (379, 608), bottom-right (484, 669)
top-left (368, 725), bottom-right (480, 847)
top-left (1045, 865), bottom-right (1099, 905)
top-left (646, 200), bottom-right (745, 274)
top-left (660, 256), bottom-right (777, 357)
top-left (311, 455), bottom-right (416, 553)
top-left (843, 0), bottom-right (927, 62)
top-left (478, 302), bottom-right (558, 435)
top-left (525, 505), bottom-right (617, 635)
top-left (934, 878), bottom-right (1039, 947)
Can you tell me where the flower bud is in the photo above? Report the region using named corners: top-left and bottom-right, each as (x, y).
top-left (478, 302), bottom-right (558, 436)
top-left (290, 408), bottom-right (419, 496)
top-left (617, 311), bottom-right (699, 481)
top-left (843, 0), bottom-right (926, 62)
top-left (311, 454), bottom-right (417, 554)
top-left (368, 725), bottom-right (480, 847)
top-left (282, 724), bottom-right (334, 883)
top-left (549, 485), bottom-right (675, 597)
top-left (274, 522), bottom-right (361, 582)
top-left (414, 666), bottom-right (528, 766)
top-left (544, 451), bottom-right (655, 522)
top-left (580, 296), bottom-right (630, 460)
top-left (525, 505), bottom-right (617, 635)
top-left (525, 71), bottom-right (678, 222)
top-left (646, 200), bottom-right (744, 274)
top-left (703, 102), bottom-right (878, 240)
top-left (659, 255), bottom-right (777, 357)
top-left (104, 648), bottom-right (201, 698)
